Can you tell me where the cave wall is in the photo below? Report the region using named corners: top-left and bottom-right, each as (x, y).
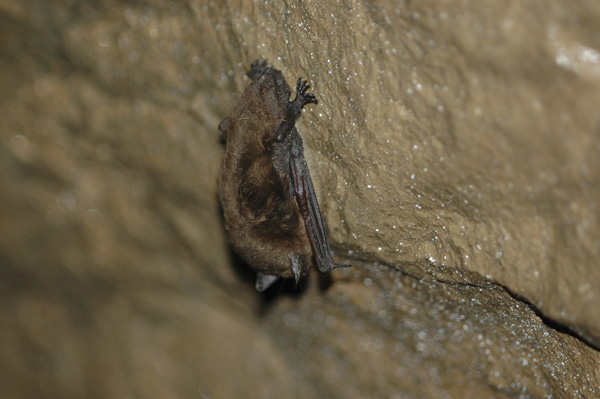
top-left (0, 0), bottom-right (598, 398)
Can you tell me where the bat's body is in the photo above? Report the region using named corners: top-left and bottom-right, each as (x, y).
top-left (218, 60), bottom-right (349, 291)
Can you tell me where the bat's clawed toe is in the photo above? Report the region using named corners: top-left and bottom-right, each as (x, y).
top-left (293, 78), bottom-right (318, 108)
top-left (304, 93), bottom-right (318, 105)
top-left (298, 80), bottom-right (309, 93)
top-left (247, 59), bottom-right (268, 80)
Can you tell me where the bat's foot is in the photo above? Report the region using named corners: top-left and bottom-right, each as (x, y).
top-left (247, 59), bottom-right (268, 80)
top-left (293, 78), bottom-right (318, 109)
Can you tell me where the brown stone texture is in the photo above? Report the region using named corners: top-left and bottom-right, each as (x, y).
top-left (0, 0), bottom-right (599, 398)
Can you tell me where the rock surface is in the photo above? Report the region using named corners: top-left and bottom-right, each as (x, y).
top-left (0, 0), bottom-right (598, 398)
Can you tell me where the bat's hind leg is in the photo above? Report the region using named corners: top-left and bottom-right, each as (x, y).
top-left (275, 78), bottom-right (318, 142)
top-left (247, 60), bottom-right (268, 80)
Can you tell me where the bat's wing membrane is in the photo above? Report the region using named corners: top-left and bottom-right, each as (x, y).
top-left (290, 145), bottom-right (350, 273)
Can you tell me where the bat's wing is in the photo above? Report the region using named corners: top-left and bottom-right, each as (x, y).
top-left (290, 144), bottom-right (350, 273)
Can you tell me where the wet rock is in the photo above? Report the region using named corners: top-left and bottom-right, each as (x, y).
top-left (0, 0), bottom-right (598, 398)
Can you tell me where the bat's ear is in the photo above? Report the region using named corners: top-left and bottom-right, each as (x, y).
top-left (255, 272), bottom-right (278, 292)
top-left (218, 118), bottom-right (229, 133)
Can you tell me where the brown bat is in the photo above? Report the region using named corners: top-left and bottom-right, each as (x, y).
top-left (218, 60), bottom-right (350, 291)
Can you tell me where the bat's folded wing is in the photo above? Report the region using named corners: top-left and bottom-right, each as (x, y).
top-left (290, 145), bottom-right (350, 273)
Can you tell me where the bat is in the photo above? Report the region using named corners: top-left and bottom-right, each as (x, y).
top-left (217, 60), bottom-right (350, 292)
